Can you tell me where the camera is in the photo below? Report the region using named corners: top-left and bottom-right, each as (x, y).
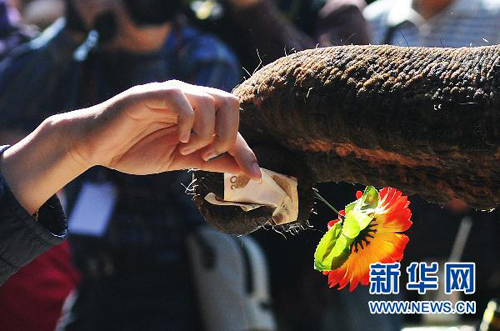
top-left (66, 0), bottom-right (185, 35)
top-left (122, 0), bottom-right (184, 26)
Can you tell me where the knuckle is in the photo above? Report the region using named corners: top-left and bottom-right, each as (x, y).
top-left (198, 94), bottom-right (216, 110)
top-left (165, 86), bottom-right (183, 98)
top-left (220, 95), bottom-right (240, 111)
top-left (228, 95), bottom-right (241, 110)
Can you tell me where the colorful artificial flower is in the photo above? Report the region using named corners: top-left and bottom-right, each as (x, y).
top-left (314, 187), bottom-right (412, 292)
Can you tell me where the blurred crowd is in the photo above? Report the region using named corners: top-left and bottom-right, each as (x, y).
top-left (0, 0), bottom-right (498, 330)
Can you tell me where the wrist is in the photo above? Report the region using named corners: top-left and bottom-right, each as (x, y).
top-left (49, 111), bottom-right (94, 172)
top-left (1, 115), bottom-right (89, 214)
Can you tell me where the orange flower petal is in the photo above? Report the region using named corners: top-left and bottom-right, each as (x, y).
top-left (323, 187), bottom-right (412, 292)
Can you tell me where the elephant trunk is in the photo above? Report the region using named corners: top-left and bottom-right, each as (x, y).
top-left (195, 45), bottom-right (500, 234)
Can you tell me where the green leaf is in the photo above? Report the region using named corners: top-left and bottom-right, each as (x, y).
top-left (328, 235), bottom-right (351, 270)
top-left (342, 187), bottom-right (378, 231)
top-left (357, 211), bottom-right (374, 230)
top-left (344, 187), bottom-right (379, 215)
top-left (344, 200), bottom-right (357, 214)
top-left (360, 186), bottom-right (380, 210)
top-left (342, 211), bottom-right (361, 239)
top-left (314, 223), bottom-right (350, 271)
top-left (314, 223), bottom-right (341, 270)
top-left (313, 186), bottom-right (382, 273)
top-left (350, 209), bottom-right (374, 231)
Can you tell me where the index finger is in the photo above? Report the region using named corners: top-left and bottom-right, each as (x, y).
top-left (227, 134), bottom-right (261, 180)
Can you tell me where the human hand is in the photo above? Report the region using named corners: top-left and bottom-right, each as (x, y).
top-left (65, 80), bottom-right (261, 179)
top-left (1, 81), bottom-right (260, 214)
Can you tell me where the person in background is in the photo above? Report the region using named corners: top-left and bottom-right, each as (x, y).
top-left (0, 3), bottom-right (75, 330)
top-left (0, 1), bottom-right (243, 330)
top-left (0, 80), bottom-right (259, 330)
top-left (186, 1), bottom-right (376, 330)
top-left (0, 0), bottom-right (34, 59)
top-left (20, 0), bottom-right (65, 30)
top-left (186, 0), bottom-right (370, 72)
top-left (364, 0), bottom-right (500, 46)
top-left (0, 80), bottom-right (259, 284)
top-left (363, 0), bottom-right (500, 322)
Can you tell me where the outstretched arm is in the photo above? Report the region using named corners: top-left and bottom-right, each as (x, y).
top-left (1, 80), bottom-right (261, 215)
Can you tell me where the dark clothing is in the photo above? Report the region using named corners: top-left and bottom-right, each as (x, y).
top-left (184, 3), bottom-right (371, 329)
top-left (0, 17), bottom-right (239, 331)
top-left (228, 0), bottom-right (370, 55)
top-left (0, 145), bottom-right (67, 286)
top-left (0, 19), bottom-right (239, 132)
top-left (186, 0), bottom-right (370, 71)
top-left (0, 18), bottom-right (240, 251)
top-left (0, 0), bottom-right (34, 60)
top-left (58, 264), bottom-right (200, 331)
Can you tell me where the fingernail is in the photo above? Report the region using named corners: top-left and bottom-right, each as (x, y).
top-left (251, 162), bottom-right (261, 179)
top-left (203, 151), bottom-right (218, 162)
top-left (181, 146), bottom-right (196, 155)
top-left (180, 131), bottom-right (190, 143)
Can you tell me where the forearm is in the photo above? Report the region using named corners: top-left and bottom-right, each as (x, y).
top-left (0, 114), bottom-right (88, 215)
top-left (0, 80), bottom-right (261, 215)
